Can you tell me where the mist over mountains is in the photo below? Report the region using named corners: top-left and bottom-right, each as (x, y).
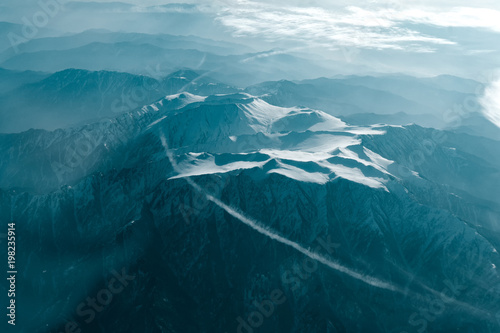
top-left (0, 1), bottom-right (500, 333)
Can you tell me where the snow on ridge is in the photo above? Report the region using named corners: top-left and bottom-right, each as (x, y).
top-left (170, 132), bottom-right (394, 189)
top-left (239, 98), bottom-right (347, 134)
top-left (239, 98), bottom-right (293, 132)
top-left (142, 92), bottom-right (207, 116)
top-left (163, 91), bottom-right (207, 103)
top-left (141, 92), bottom-right (396, 189)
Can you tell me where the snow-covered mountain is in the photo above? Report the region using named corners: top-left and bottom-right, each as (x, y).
top-left (1, 92), bottom-right (499, 332)
top-left (0, 68), bottom-right (238, 133)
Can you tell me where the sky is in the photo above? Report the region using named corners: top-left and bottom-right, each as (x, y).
top-left (1, 1), bottom-right (499, 76)
top-left (69, 0), bottom-right (500, 126)
top-left (2, 0), bottom-right (500, 57)
top-left (1, 0), bottom-right (500, 125)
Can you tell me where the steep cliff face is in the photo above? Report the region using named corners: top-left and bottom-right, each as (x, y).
top-left (0, 93), bottom-right (499, 333)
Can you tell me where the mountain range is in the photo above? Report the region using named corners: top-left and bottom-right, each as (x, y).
top-left (0, 6), bottom-right (499, 331)
top-left (1, 90), bottom-right (499, 332)
top-left (2, 67), bottom-right (496, 142)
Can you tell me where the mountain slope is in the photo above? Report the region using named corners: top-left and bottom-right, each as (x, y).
top-left (0, 67), bottom-right (48, 92)
top-left (0, 68), bottom-right (238, 133)
top-left (0, 41), bottom-right (332, 87)
top-left (5, 29), bottom-right (253, 56)
top-left (0, 93), bottom-right (499, 333)
top-left (245, 79), bottom-right (432, 116)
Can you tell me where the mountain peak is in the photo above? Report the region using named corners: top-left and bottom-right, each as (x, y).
top-left (164, 69), bottom-right (202, 81)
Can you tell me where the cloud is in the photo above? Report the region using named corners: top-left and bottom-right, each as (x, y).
top-left (215, 1), bottom-right (500, 53)
top-left (365, 6), bottom-right (500, 33)
top-left (129, 3), bottom-right (213, 13)
top-left (216, 1), bottom-right (456, 52)
top-left (480, 73), bottom-right (500, 128)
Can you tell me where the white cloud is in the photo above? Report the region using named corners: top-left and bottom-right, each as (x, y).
top-left (216, 1), bottom-right (456, 52)
top-left (366, 6), bottom-right (500, 32)
top-left (480, 74), bottom-right (500, 128)
top-left (215, 1), bottom-right (500, 53)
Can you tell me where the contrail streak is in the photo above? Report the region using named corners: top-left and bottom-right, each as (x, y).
top-left (159, 133), bottom-right (402, 293)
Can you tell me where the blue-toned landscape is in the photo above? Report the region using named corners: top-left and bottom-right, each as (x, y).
top-left (0, 1), bottom-right (500, 332)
